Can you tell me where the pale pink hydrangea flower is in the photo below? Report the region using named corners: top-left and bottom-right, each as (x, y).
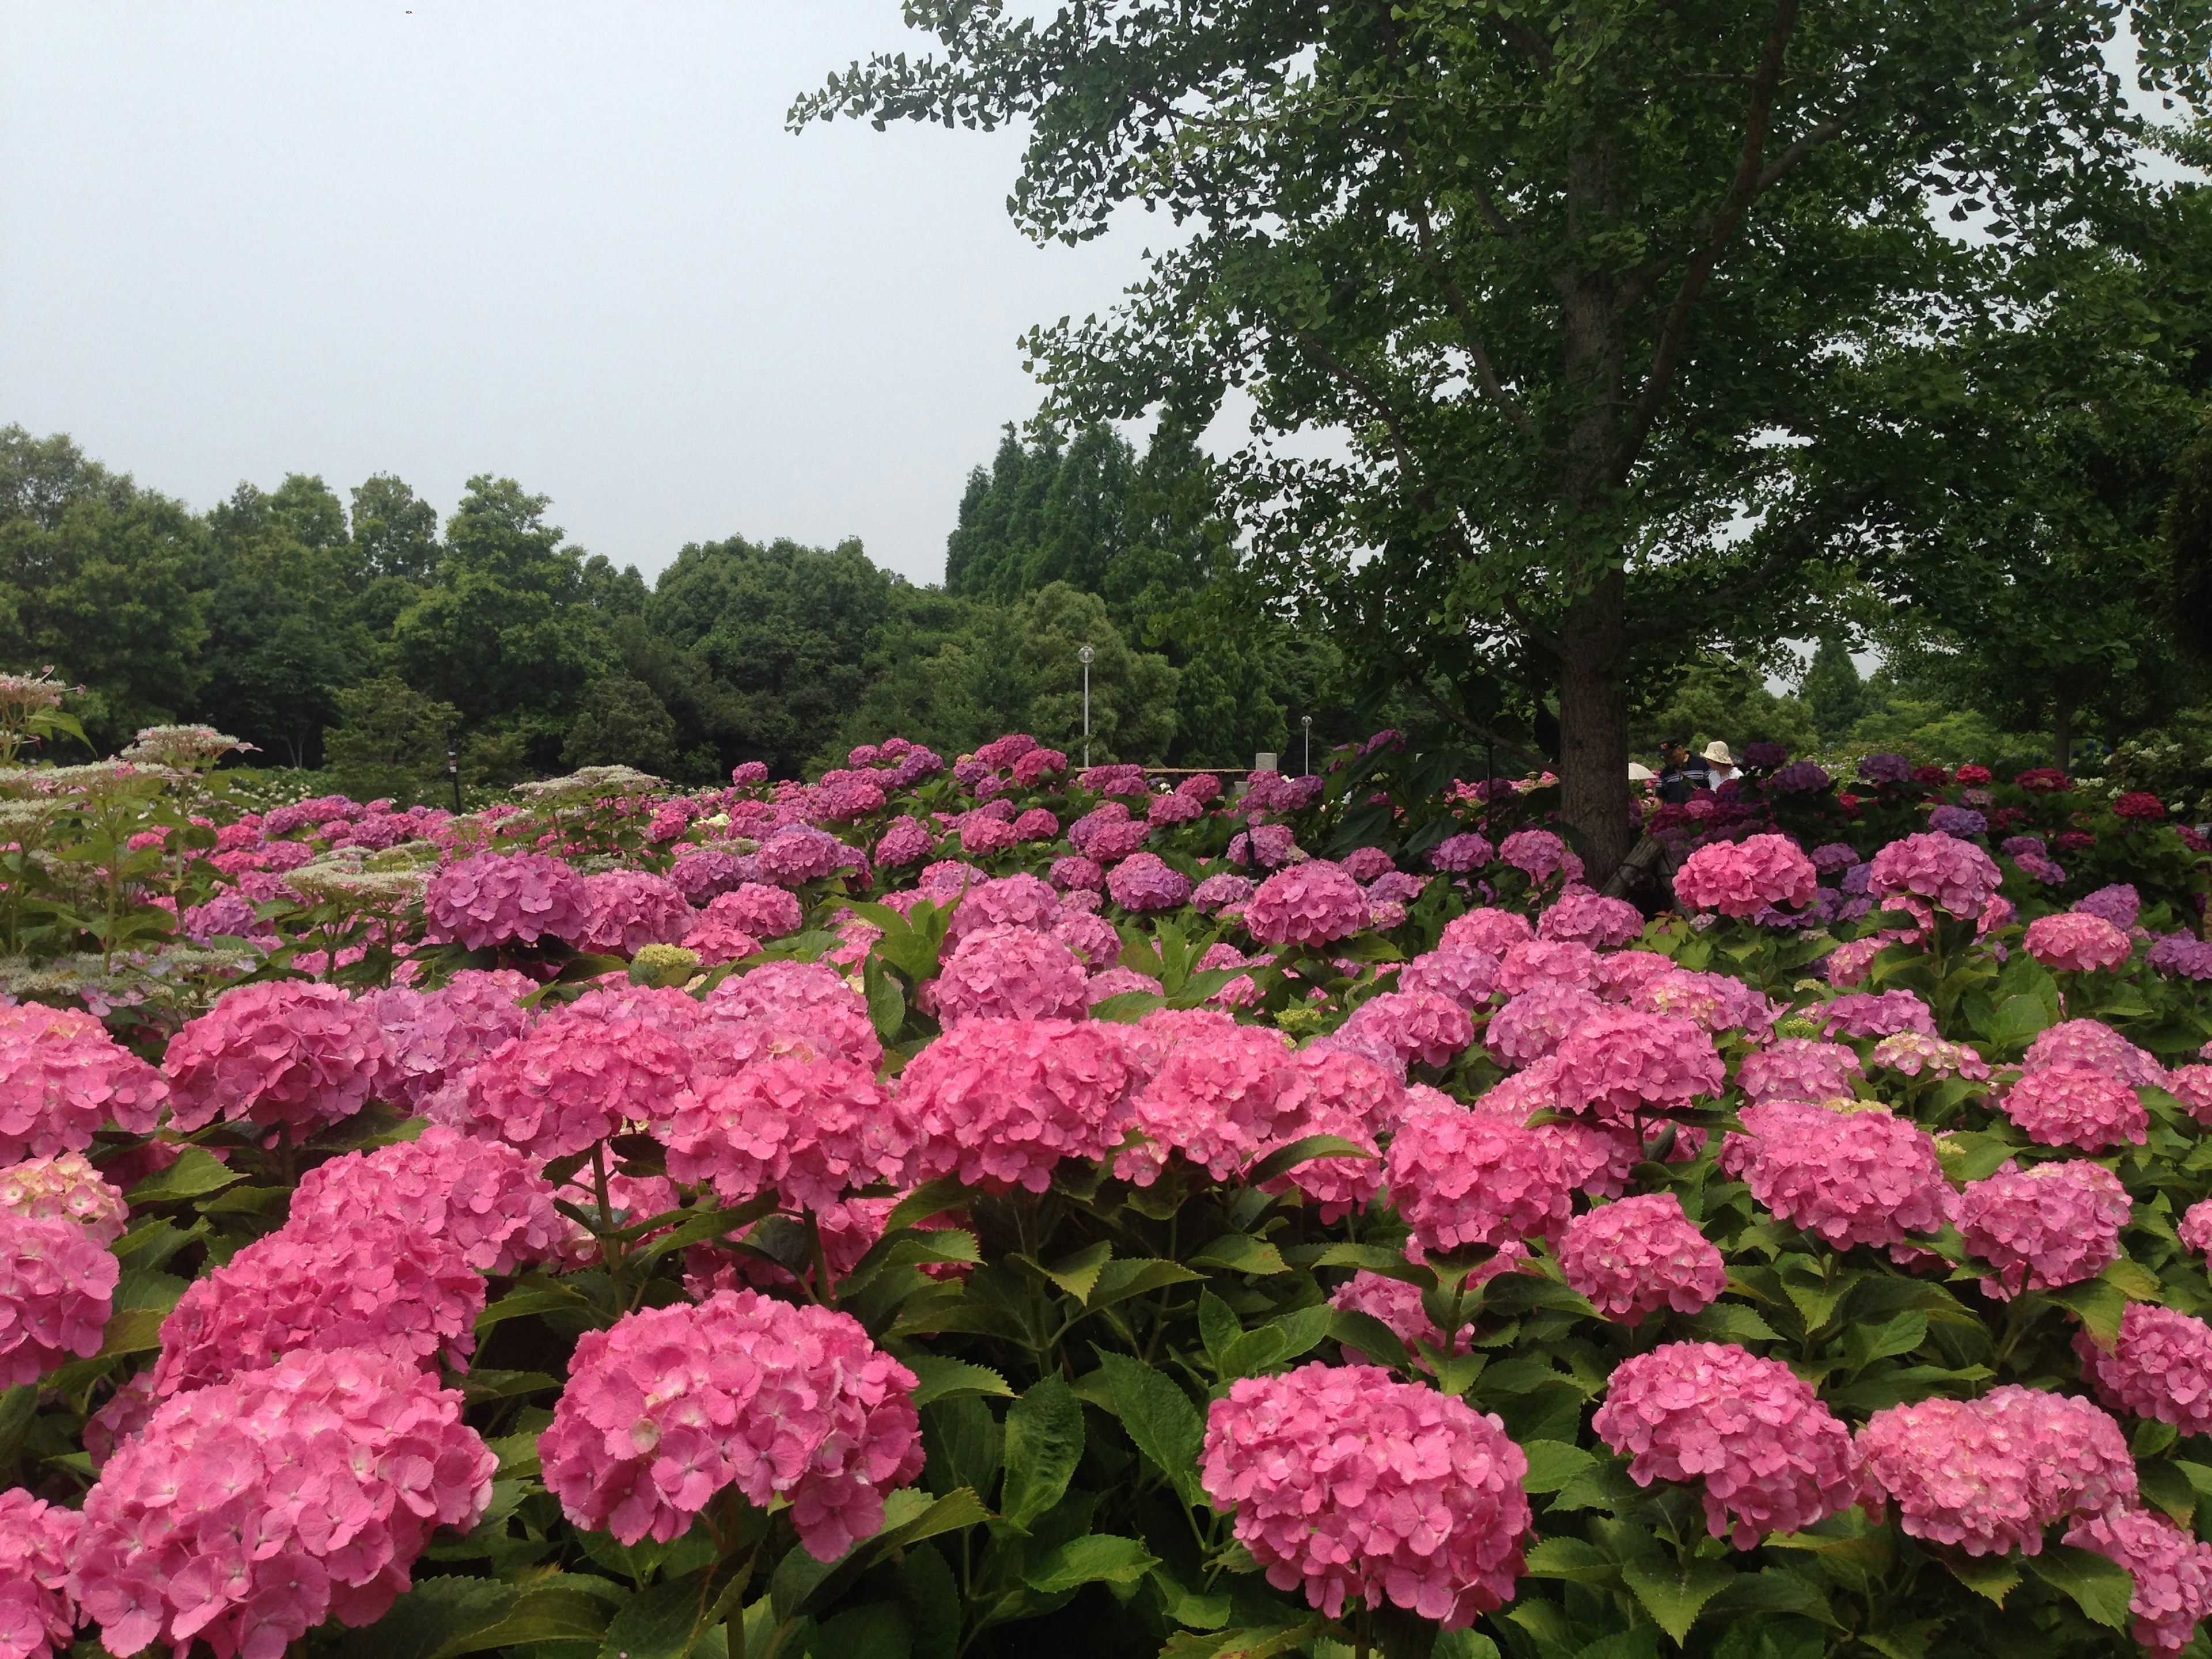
top-left (1857, 1386), bottom-right (2134, 1557)
top-left (2024, 912), bottom-right (2134, 973)
top-left (0, 1003), bottom-right (166, 1164)
top-left (1385, 1103), bottom-right (1573, 1254)
top-left (1338, 989), bottom-right (1475, 1070)
top-left (1495, 936), bottom-right (1601, 995)
top-left (424, 849), bottom-right (591, 949)
top-left (1673, 834), bottom-right (1818, 917)
top-left (74, 1347), bottom-right (495, 1659)
top-left (1721, 1100), bottom-right (1953, 1253)
top-left (1558, 1193), bottom-right (1725, 1323)
top-left (460, 999), bottom-right (695, 1158)
top-left (1191, 872), bottom-right (1255, 913)
top-left (1440, 907), bottom-right (1535, 956)
top-left (2077, 1304), bottom-right (2212, 1435)
top-left (1486, 983), bottom-right (1604, 1067)
top-left (1869, 831), bottom-right (2003, 918)
top-left (661, 1054), bottom-right (908, 1213)
top-left (1538, 891), bottom-right (1644, 949)
top-left (162, 981), bottom-right (395, 1145)
top-left (2001, 1065), bottom-right (2148, 1153)
top-left (1824, 937), bottom-right (1886, 987)
top-left (1958, 1160), bottom-right (2131, 1298)
top-left (0, 1210), bottom-right (118, 1386)
top-left (0, 1487), bottom-right (78, 1659)
top-left (151, 1215), bottom-right (483, 1397)
top-left (2065, 1505), bottom-right (2212, 1656)
top-left (0, 1152), bottom-right (127, 1244)
top-left (1200, 1362), bottom-right (1533, 1628)
top-left (1244, 861), bottom-right (1369, 946)
top-left (1818, 989), bottom-right (1937, 1041)
top-left (288, 1124), bottom-right (580, 1275)
top-left (1397, 946), bottom-right (1499, 1010)
top-left (2025, 1020), bottom-right (2167, 1090)
top-left (540, 1289), bottom-right (923, 1558)
top-left (1868, 1031), bottom-right (1992, 1081)
top-left (1737, 1039), bottom-right (1863, 1104)
top-left (1593, 949), bottom-right (1676, 1002)
top-left (929, 924), bottom-right (1089, 1025)
top-left (1593, 1341), bottom-right (1861, 1546)
top-left (572, 869), bottom-right (692, 955)
top-left (1119, 1025), bottom-right (1315, 1186)
top-left (1551, 1010), bottom-right (1725, 1124)
top-left (899, 1018), bottom-right (1138, 1192)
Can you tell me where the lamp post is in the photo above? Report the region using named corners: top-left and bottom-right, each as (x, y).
top-left (448, 745), bottom-right (462, 815)
top-left (1301, 714), bottom-right (1312, 777)
top-left (1078, 645), bottom-right (1094, 767)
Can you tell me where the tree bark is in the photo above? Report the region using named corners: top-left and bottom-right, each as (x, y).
top-left (2054, 700), bottom-right (2073, 773)
top-left (1556, 571), bottom-right (1635, 879)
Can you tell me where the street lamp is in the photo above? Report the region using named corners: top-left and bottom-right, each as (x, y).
top-left (1078, 645), bottom-right (1094, 767)
top-left (448, 745), bottom-right (461, 815)
top-left (1301, 715), bottom-right (1312, 777)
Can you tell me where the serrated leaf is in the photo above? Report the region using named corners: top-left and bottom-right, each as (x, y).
top-left (474, 1286), bottom-right (585, 1335)
top-left (96, 1306), bottom-right (167, 1359)
top-left (1198, 1290), bottom-right (1244, 1371)
top-left (2050, 1275), bottom-right (2129, 1346)
top-left (127, 1146), bottom-right (243, 1205)
top-left (1682, 1303), bottom-right (1781, 1343)
top-left (2104, 1257), bottom-right (2161, 1301)
top-left (1330, 1307), bottom-right (1411, 1371)
top-left (1000, 1375), bottom-right (1084, 1531)
top-left (1041, 1239), bottom-right (1112, 1302)
top-left (2025, 1544), bottom-right (2135, 1629)
top-left (1844, 1310), bottom-right (1927, 1374)
top-left (1098, 1350), bottom-right (1205, 1503)
top-left (1620, 1558), bottom-right (1735, 1645)
top-left (1086, 1257), bottom-right (1202, 1309)
top-left (906, 1354), bottom-right (1013, 1407)
top-left (1942, 1551), bottom-right (2021, 1606)
top-left (1244, 1134), bottom-right (1373, 1187)
top-left (1023, 1533), bottom-right (1158, 1593)
top-left (1524, 1536), bottom-right (1619, 1585)
top-left (782, 1485), bottom-right (990, 1622)
top-left (1187, 1234), bottom-right (1288, 1275)
top-left (1092, 990), bottom-right (1169, 1022)
top-left (1519, 1439), bottom-right (1596, 1494)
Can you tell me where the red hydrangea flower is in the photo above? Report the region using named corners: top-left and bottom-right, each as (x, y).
top-left (898, 1018), bottom-right (1139, 1192)
top-left (1673, 833), bottom-right (1818, 917)
top-left (424, 850), bottom-right (590, 949)
top-left (1957, 1160), bottom-right (2130, 1299)
top-left (2077, 1304), bottom-right (2212, 1435)
top-left (2112, 791), bottom-right (2169, 821)
top-left (164, 982), bottom-right (396, 1145)
top-left (0, 1209), bottom-right (118, 1386)
top-left (1558, 1193), bottom-right (1725, 1323)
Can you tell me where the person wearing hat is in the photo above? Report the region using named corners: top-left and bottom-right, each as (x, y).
top-left (1653, 737), bottom-right (1713, 805)
top-left (1702, 740), bottom-right (1738, 785)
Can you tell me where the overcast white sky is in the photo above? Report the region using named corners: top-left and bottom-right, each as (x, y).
top-left (0, 2), bottom-right (1148, 585)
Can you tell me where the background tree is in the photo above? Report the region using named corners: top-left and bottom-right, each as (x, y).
top-left (320, 675), bottom-right (460, 806)
top-left (562, 676), bottom-right (680, 775)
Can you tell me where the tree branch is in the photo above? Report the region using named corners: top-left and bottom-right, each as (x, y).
top-left (1404, 196), bottom-right (1537, 437)
top-left (1404, 671), bottom-right (1550, 769)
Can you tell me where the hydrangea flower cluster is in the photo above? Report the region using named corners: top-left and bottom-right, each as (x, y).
top-left (539, 1289), bottom-right (923, 1558)
top-left (1120, 1025), bottom-right (1315, 1185)
top-left (2024, 912), bottom-right (2135, 973)
top-left (0, 1208), bottom-right (119, 1385)
top-left (1550, 1011), bottom-right (1724, 1124)
top-left (660, 1054), bottom-right (907, 1213)
top-left (1868, 832), bottom-right (2002, 918)
top-left (460, 999), bottom-right (695, 1158)
top-left (73, 1347), bottom-right (496, 1659)
top-left (2000, 1065), bottom-right (2149, 1152)
top-left (1338, 989), bottom-right (1474, 1070)
top-left (1956, 1160), bottom-right (2130, 1298)
top-left (945, 873), bottom-right (1058, 939)
top-left (930, 924), bottom-right (1090, 1024)
top-left (2182, 1198), bottom-right (2212, 1257)
top-left (1486, 984), bottom-right (1604, 1067)
top-left (1200, 1362), bottom-right (1533, 1627)
top-left (1856, 1386), bottom-right (2135, 1556)
top-left (1592, 1342), bottom-right (1861, 1546)
top-left (1673, 834), bottom-right (1818, 916)
top-left (0, 1487), bottom-right (78, 1659)
top-left (1106, 851), bottom-right (1192, 911)
top-left (1819, 990), bottom-right (1938, 1040)
top-left (2064, 1505), bottom-right (2212, 1656)
top-left (573, 869), bottom-right (691, 955)
top-left (0, 1002), bottom-right (166, 1164)
top-left (2025, 1020), bottom-right (2166, 1089)
top-left (1737, 1039), bottom-right (1862, 1104)
top-left (1243, 861), bottom-right (1368, 946)
top-left (1558, 1194), bottom-right (1725, 1324)
top-left (0, 1152), bottom-right (128, 1244)
top-left (897, 1018), bottom-right (1138, 1192)
top-left (2077, 1304), bottom-right (2212, 1434)
top-left (1867, 1031), bottom-right (1991, 1080)
top-left (370, 968), bottom-right (534, 1114)
top-left (1537, 891), bottom-right (1644, 948)
top-left (163, 981), bottom-right (396, 1144)
top-left (1385, 1106), bottom-right (1571, 1254)
top-left (1440, 907), bottom-right (1533, 955)
top-left (288, 1124), bottom-right (579, 1274)
top-left (1722, 1100), bottom-right (1953, 1253)
top-left (1397, 946), bottom-right (1499, 1010)
top-left (424, 850), bottom-right (590, 949)
top-left (151, 1215), bottom-right (483, 1397)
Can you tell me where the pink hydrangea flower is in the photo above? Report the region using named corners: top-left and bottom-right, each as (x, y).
top-left (0, 1209), bottom-right (118, 1385)
top-left (1499, 829), bottom-right (1576, 884)
top-left (540, 1289), bottom-right (922, 1558)
top-left (2077, 1304), bottom-right (2212, 1435)
top-left (1737, 1039), bottom-right (1863, 1104)
top-left (1857, 1386), bottom-right (2134, 1557)
top-left (1538, 889), bottom-right (1645, 949)
top-left (669, 847), bottom-right (750, 904)
top-left (682, 916), bottom-right (763, 967)
top-left (2024, 912), bottom-right (2135, 973)
top-left (1397, 947), bottom-right (1499, 1010)
top-left (2065, 1505), bottom-right (2212, 1656)
top-left (1119, 1025), bottom-right (1316, 1185)
top-left (708, 882), bottom-right (805, 940)
top-left (2180, 1199), bottom-right (2212, 1256)
top-left (1052, 906), bottom-right (1125, 968)
top-left (704, 961), bottom-right (880, 1068)
top-left (369, 968), bottom-right (535, 1114)
top-left (1824, 937), bottom-right (1885, 987)
top-left (1331, 1268), bottom-right (1449, 1361)
top-left (571, 869), bottom-right (691, 956)
top-left (1721, 1100), bottom-right (1953, 1253)
top-left (288, 1124), bottom-right (580, 1275)
top-left (661, 1054), bottom-right (908, 1213)
top-left (1551, 1011), bottom-right (1724, 1124)
top-left (0, 1003), bottom-right (166, 1164)
top-left (151, 1215), bottom-right (483, 1397)
top-left (930, 924), bottom-right (1090, 1025)
top-left (875, 816), bottom-right (935, 868)
top-left (1427, 832), bottom-right (1494, 873)
top-left (2025, 1020), bottom-right (2166, 1090)
top-left (74, 1347), bottom-right (495, 1659)
top-left (1385, 1103), bottom-right (1572, 1254)
top-left (899, 1018), bottom-right (1139, 1193)
top-left (1495, 937), bottom-right (1601, 995)
top-left (460, 998), bottom-right (695, 1158)
top-left (2172, 1065), bottom-right (2212, 1127)
top-left (425, 850), bottom-right (591, 949)
top-left (946, 873), bottom-right (1059, 940)
top-left (1244, 861), bottom-right (1369, 946)
top-left (1868, 831), bottom-right (2003, 918)
top-left (755, 825), bottom-right (862, 886)
top-left (0, 1487), bottom-right (78, 1659)
top-left (1673, 834), bottom-right (1818, 917)
top-left (0, 1152), bottom-right (128, 1244)
top-left (1594, 950), bottom-right (1676, 1002)
top-left (1819, 990), bottom-right (1937, 1041)
top-left (2000, 1065), bottom-right (2148, 1153)
top-left (164, 982), bottom-right (396, 1145)
top-left (1338, 990), bottom-right (1475, 1070)
top-left (1440, 907), bottom-right (1535, 955)
top-left (1868, 1031), bottom-right (1991, 1081)
top-left (1631, 968), bottom-right (1778, 1040)
top-left (1558, 1194), bottom-right (1725, 1323)
top-left (1593, 1341), bottom-right (1861, 1547)
top-left (1486, 983), bottom-right (1604, 1067)
top-left (1107, 851), bottom-right (1193, 911)
top-left (1192, 872), bottom-right (1254, 912)
top-left (1200, 1362), bottom-right (1533, 1627)
top-left (1958, 1160), bottom-right (2131, 1298)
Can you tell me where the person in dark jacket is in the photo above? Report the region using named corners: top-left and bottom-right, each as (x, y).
top-left (1653, 737), bottom-right (1714, 805)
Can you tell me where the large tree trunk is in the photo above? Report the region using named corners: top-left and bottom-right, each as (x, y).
top-left (2053, 700), bottom-right (2073, 773)
top-left (1556, 570), bottom-right (1635, 880)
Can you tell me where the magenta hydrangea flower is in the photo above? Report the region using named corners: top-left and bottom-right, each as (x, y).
top-left (424, 850), bottom-right (591, 949)
top-left (755, 824), bottom-right (862, 886)
top-left (1957, 1160), bottom-right (2131, 1299)
top-left (2024, 912), bottom-right (2134, 973)
top-left (899, 1018), bottom-right (1139, 1193)
top-left (1086, 819), bottom-right (1152, 862)
top-left (0, 1209), bottom-right (118, 1386)
top-left (1339, 846), bottom-right (1395, 882)
top-left (1593, 1342), bottom-right (1861, 1547)
top-left (660, 1054), bottom-right (907, 1214)
top-left (1630, 968), bottom-right (1779, 1040)
top-left (1551, 1010), bottom-right (1725, 1124)
top-left (1397, 946), bottom-right (1499, 1010)
top-left (0, 1487), bottom-right (78, 1659)
top-left (1486, 983), bottom-right (1605, 1067)
top-left (2065, 1505), bottom-right (2212, 1656)
top-left (2077, 1304), bottom-right (2212, 1435)
top-left (1818, 989), bottom-right (1937, 1041)
top-left (1737, 1039), bottom-right (1863, 1104)
top-left (1868, 831), bottom-right (2003, 918)
top-left (930, 924), bottom-right (1090, 1025)
top-left (289, 1124), bottom-right (580, 1275)
top-left (1385, 1103), bottom-right (1572, 1254)
top-left (163, 981), bottom-right (396, 1145)
top-left (668, 847), bottom-right (751, 904)
top-left (0, 1152), bottom-right (128, 1244)
top-left (1537, 889), bottom-right (1645, 948)
top-left (1427, 832), bottom-right (1495, 873)
top-left (2075, 882), bottom-right (2143, 930)
top-left (0, 1003), bottom-right (165, 1164)
top-left (1558, 1194), bottom-right (1725, 1324)
top-left (2000, 1065), bottom-right (2148, 1153)
top-left (1119, 1024), bottom-right (1316, 1185)
top-left (875, 816), bottom-right (935, 868)
top-left (571, 869), bottom-right (691, 956)
top-left (1244, 861), bottom-right (1369, 946)
top-left (370, 968), bottom-right (535, 1115)
top-left (74, 1347), bottom-right (495, 1659)
top-left (541, 1289), bottom-right (922, 1558)
top-left (2025, 1019), bottom-right (2167, 1089)
top-left (1674, 834), bottom-right (1818, 918)
top-left (1338, 990), bottom-right (1475, 1070)
top-left (1721, 1100), bottom-right (1953, 1253)
top-left (1105, 851), bottom-right (1194, 912)
top-left (1200, 1362), bottom-right (1533, 1628)
top-left (1440, 907), bottom-right (1534, 955)
top-left (460, 999), bottom-right (695, 1159)
top-left (1496, 937), bottom-right (1601, 995)
top-left (1857, 1386), bottom-right (2134, 1557)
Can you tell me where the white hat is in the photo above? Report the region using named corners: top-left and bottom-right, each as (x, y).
top-left (1703, 741), bottom-right (1734, 765)
top-left (1628, 762), bottom-right (1656, 781)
